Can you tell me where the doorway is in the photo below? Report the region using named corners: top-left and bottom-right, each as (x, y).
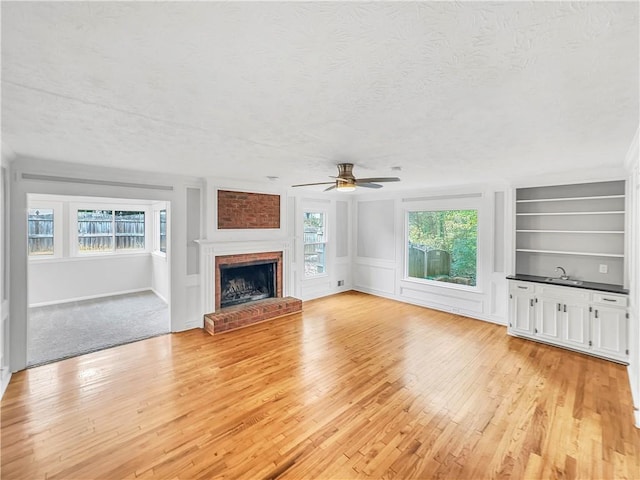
top-left (26, 194), bottom-right (171, 366)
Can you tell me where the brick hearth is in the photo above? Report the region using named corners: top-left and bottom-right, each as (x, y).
top-left (204, 296), bottom-right (302, 335)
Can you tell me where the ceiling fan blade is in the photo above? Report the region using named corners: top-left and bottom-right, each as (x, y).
top-left (356, 182), bottom-right (383, 189)
top-left (324, 185), bottom-right (337, 191)
top-left (356, 177), bottom-right (401, 183)
top-left (291, 181), bottom-right (335, 187)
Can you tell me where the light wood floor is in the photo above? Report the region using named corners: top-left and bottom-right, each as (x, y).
top-left (2, 291), bottom-right (639, 479)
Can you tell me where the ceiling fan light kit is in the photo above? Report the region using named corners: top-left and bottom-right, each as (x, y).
top-left (335, 182), bottom-right (356, 192)
top-left (292, 163), bottom-right (400, 192)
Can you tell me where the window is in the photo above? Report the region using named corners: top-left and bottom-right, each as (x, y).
top-left (407, 209), bottom-right (477, 287)
top-left (115, 211), bottom-right (145, 250)
top-left (28, 208), bottom-right (55, 256)
top-left (303, 212), bottom-right (327, 277)
top-left (77, 209), bottom-right (145, 253)
top-left (159, 209), bottom-right (167, 253)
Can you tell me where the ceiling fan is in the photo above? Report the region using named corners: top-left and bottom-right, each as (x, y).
top-left (291, 163), bottom-right (401, 192)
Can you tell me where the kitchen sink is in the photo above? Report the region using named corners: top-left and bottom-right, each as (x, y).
top-left (544, 277), bottom-right (583, 286)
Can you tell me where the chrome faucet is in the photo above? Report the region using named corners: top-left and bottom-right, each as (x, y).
top-left (555, 266), bottom-right (569, 280)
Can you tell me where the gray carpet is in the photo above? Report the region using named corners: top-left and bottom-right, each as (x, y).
top-left (28, 290), bottom-right (170, 367)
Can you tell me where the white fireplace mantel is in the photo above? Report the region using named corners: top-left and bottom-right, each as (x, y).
top-left (195, 238), bottom-right (291, 319)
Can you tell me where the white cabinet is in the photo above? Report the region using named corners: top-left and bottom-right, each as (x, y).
top-left (508, 280), bottom-right (628, 363)
top-left (590, 293), bottom-right (629, 362)
top-left (509, 282), bottom-right (535, 335)
top-left (536, 296), bottom-right (562, 343)
top-left (563, 301), bottom-right (591, 350)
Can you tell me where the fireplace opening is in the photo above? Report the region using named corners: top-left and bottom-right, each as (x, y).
top-left (220, 261), bottom-right (276, 308)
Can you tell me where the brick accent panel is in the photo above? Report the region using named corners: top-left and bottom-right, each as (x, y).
top-left (215, 251), bottom-right (283, 310)
top-left (204, 297), bottom-right (302, 335)
top-left (217, 190), bottom-right (280, 229)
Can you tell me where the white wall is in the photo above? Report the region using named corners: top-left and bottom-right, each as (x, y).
top-left (152, 253), bottom-right (169, 303)
top-left (29, 255), bottom-right (152, 306)
top-left (26, 195), bottom-right (168, 306)
top-left (9, 156), bottom-right (203, 372)
top-left (353, 185), bottom-right (509, 325)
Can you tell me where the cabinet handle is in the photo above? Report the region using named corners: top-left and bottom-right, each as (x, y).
top-left (530, 299), bottom-right (534, 307)
top-left (595, 309), bottom-right (598, 319)
top-left (602, 298), bottom-right (616, 302)
top-left (557, 303), bottom-right (561, 311)
top-left (518, 286), bottom-right (528, 289)
top-left (563, 304), bottom-right (566, 313)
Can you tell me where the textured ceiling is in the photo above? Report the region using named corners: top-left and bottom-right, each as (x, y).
top-left (2, 2), bottom-right (638, 191)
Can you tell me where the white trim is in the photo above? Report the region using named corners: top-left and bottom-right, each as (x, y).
top-left (0, 369), bottom-right (11, 399)
top-left (150, 288), bottom-right (168, 305)
top-left (26, 201), bottom-right (63, 259)
top-left (29, 251), bottom-right (152, 264)
top-left (29, 287), bottom-right (153, 308)
top-left (302, 208), bottom-right (329, 280)
top-left (353, 286), bottom-right (507, 326)
top-left (69, 203), bottom-right (151, 257)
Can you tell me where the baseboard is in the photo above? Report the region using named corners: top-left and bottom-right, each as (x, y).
top-left (151, 288), bottom-right (168, 305)
top-left (29, 288), bottom-right (153, 308)
top-left (1, 368), bottom-right (12, 400)
top-left (353, 287), bottom-right (508, 326)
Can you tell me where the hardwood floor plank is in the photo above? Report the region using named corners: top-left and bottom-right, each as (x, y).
top-left (2, 291), bottom-right (639, 479)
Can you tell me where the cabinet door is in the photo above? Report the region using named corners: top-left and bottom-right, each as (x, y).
top-left (510, 293), bottom-right (535, 335)
top-left (591, 306), bottom-right (627, 361)
top-left (563, 302), bottom-right (590, 350)
top-left (536, 297), bottom-right (561, 343)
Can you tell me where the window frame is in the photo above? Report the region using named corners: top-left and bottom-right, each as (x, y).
top-left (70, 203), bottom-right (151, 257)
top-left (303, 210), bottom-right (328, 279)
top-left (403, 200), bottom-right (481, 293)
top-left (152, 207), bottom-right (167, 257)
top-left (27, 202), bottom-right (63, 260)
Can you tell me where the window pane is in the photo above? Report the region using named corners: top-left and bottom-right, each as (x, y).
top-left (304, 212), bottom-right (326, 277)
top-left (159, 209), bottom-right (167, 253)
top-left (115, 211), bottom-right (145, 250)
top-left (28, 208), bottom-right (54, 256)
top-left (78, 210), bottom-right (113, 253)
top-left (407, 210), bottom-right (477, 286)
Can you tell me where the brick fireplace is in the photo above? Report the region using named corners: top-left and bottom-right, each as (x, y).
top-left (215, 251), bottom-right (283, 310)
top-left (197, 241), bottom-right (301, 335)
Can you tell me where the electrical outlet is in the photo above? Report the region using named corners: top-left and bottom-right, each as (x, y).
top-left (599, 264), bottom-right (608, 274)
top-left (337, 280), bottom-right (344, 287)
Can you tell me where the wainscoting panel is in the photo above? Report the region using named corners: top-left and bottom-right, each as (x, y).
top-left (400, 284), bottom-right (484, 314)
top-left (353, 262), bottom-right (396, 295)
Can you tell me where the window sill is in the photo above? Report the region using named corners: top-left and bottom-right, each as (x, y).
top-left (402, 276), bottom-right (481, 294)
top-left (29, 252), bottom-right (151, 264)
top-left (303, 273), bottom-right (329, 280)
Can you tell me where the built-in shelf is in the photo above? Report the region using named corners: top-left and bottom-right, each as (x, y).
top-left (516, 195), bottom-right (625, 203)
top-left (516, 211), bottom-right (624, 216)
top-left (516, 230), bottom-right (624, 234)
top-left (516, 249), bottom-right (624, 258)
top-left (515, 180), bottom-right (626, 284)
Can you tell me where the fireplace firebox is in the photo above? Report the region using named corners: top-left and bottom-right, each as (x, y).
top-left (219, 261), bottom-right (276, 308)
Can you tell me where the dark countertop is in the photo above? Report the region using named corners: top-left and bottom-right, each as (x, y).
top-left (506, 274), bottom-right (628, 295)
